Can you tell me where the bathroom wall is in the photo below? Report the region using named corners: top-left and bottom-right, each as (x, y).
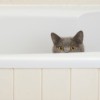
top-left (0, 0), bottom-right (100, 4)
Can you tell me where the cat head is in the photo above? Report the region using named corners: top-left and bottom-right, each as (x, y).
top-left (51, 31), bottom-right (84, 53)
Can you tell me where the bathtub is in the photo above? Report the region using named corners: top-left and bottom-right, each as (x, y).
top-left (0, 5), bottom-right (100, 68)
top-left (0, 5), bottom-right (100, 100)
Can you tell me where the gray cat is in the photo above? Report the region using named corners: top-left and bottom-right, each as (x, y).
top-left (51, 31), bottom-right (84, 53)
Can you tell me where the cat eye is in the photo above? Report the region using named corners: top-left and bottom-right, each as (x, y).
top-left (57, 46), bottom-right (64, 51)
top-left (70, 46), bottom-right (76, 50)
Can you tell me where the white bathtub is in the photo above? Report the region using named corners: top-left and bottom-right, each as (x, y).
top-left (1, 5), bottom-right (100, 100)
top-left (0, 5), bottom-right (100, 68)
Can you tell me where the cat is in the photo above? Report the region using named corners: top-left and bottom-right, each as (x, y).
top-left (51, 31), bottom-right (84, 53)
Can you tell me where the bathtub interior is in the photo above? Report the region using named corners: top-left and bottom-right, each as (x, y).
top-left (0, 7), bottom-right (100, 54)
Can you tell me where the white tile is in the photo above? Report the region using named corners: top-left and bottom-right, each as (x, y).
top-left (0, 69), bottom-right (13, 100)
top-left (69, 0), bottom-right (100, 4)
top-left (11, 0), bottom-right (68, 4)
top-left (14, 69), bottom-right (41, 100)
top-left (71, 69), bottom-right (98, 100)
top-left (43, 69), bottom-right (70, 100)
top-left (0, 0), bottom-right (12, 4)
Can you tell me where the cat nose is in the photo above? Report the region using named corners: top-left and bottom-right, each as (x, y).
top-left (64, 48), bottom-right (70, 53)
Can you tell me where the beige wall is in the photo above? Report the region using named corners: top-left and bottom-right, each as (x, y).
top-left (0, 0), bottom-right (100, 4)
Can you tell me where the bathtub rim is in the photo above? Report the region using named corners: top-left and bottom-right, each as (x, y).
top-left (0, 52), bottom-right (99, 68)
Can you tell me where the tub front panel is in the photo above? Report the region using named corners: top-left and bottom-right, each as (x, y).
top-left (14, 69), bottom-right (41, 100)
top-left (0, 69), bottom-right (13, 100)
top-left (71, 69), bottom-right (98, 100)
top-left (43, 69), bottom-right (70, 100)
top-left (0, 69), bottom-right (100, 100)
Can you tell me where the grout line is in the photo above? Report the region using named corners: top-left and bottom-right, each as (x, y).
top-left (70, 68), bottom-right (72, 100)
top-left (13, 68), bottom-right (14, 100)
top-left (41, 68), bottom-right (43, 100)
top-left (98, 69), bottom-right (99, 100)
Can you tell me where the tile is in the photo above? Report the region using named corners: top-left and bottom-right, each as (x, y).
top-left (14, 69), bottom-right (41, 100)
top-left (71, 69), bottom-right (98, 100)
top-left (43, 69), bottom-right (70, 100)
top-left (0, 69), bottom-right (13, 100)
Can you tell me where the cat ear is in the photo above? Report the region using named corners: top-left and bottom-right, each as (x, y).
top-left (73, 31), bottom-right (83, 44)
top-left (51, 32), bottom-right (61, 45)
